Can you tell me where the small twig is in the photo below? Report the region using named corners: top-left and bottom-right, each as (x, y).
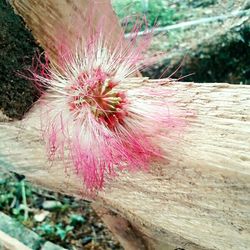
top-left (21, 180), bottom-right (29, 221)
top-left (91, 226), bottom-right (97, 243)
top-left (31, 189), bottom-right (57, 200)
top-left (10, 196), bottom-right (17, 209)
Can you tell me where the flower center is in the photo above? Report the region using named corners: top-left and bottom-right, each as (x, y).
top-left (69, 69), bottom-right (127, 129)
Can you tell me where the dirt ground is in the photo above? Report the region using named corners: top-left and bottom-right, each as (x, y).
top-left (0, 1), bottom-right (40, 119)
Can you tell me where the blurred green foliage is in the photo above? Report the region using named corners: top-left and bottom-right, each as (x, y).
top-left (0, 174), bottom-right (121, 249)
top-left (112, 0), bottom-right (183, 31)
top-left (37, 223), bottom-right (74, 241)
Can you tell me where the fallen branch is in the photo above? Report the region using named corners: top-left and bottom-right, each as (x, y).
top-left (1, 79), bottom-right (250, 249)
top-left (2, 1), bottom-right (250, 249)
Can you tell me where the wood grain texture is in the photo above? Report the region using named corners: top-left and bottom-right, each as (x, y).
top-left (4, 0), bottom-right (250, 249)
top-left (1, 80), bottom-right (250, 250)
top-left (0, 230), bottom-right (31, 250)
top-left (10, 0), bottom-right (123, 63)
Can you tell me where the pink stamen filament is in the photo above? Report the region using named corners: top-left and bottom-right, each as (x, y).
top-left (69, 69), bottom-right (127, 129)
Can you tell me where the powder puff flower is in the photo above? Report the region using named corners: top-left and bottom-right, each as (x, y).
top-left (31, 18), bottom-right (183, 191)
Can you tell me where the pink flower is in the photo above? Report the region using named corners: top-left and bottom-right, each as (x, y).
top-left (31, 17), bottom-right (184, 191)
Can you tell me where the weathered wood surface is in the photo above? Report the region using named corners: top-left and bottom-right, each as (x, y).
top-left (1, 80), bottom-right (250, 250)
top-left (2, 0), bottom-right (250, 249)
top-left (0, 230), bottom-right (31, 250)
top-left (10, 0), bottom-right (123, 63)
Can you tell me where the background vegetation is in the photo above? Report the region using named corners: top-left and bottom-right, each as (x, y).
top-left (113, 0), bottom-right (250, 84)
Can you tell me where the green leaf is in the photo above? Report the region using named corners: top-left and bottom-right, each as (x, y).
top-left (37, 223), bottom-right (55, 235)
top-left (69, 214), bottom-right (86, 226)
